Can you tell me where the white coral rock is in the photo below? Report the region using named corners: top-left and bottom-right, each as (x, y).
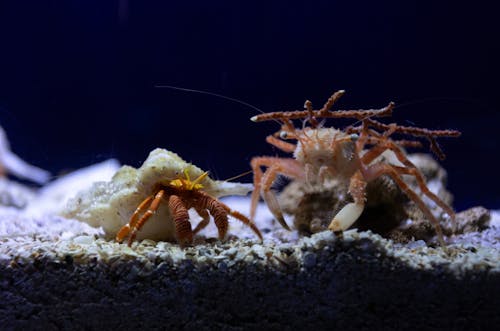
top-left (0, 126), bottom-right (50, 184)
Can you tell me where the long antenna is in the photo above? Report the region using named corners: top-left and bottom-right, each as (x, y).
top-left (155, 85), bottom-right (265, 114)
top-left (223, 169), bottom-right (253, 182)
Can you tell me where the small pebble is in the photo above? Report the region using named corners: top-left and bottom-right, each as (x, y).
top-left (72, 235), bottom-right (94, 245)
top-left (406, 240), bottom-right (427, 250)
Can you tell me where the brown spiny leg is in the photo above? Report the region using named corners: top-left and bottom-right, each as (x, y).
top-left (125, 190), bottom-right (165, 246)
top-left (363, 163), bottom-right (446, 246)
top-left (265, 135), bottom-right (296, 153)
top-left (328, 170), bottom-right (367, 231)
top-left (358, 119), bottom-right (456, 222)
top-left (250, 156), bottom-right (304, 230)
top-left (250, 156), bottom-right (303, 221)
top-left (382, 142), bottom-right (456, 225)
top-left (168, 195), bottom-right (193, 245)
top-left (393, 164), bottom-right (456, 221)
top-left (192, 206), bottom-right (210, 235)
top-left (250, 157), bottom-right (264, 221)
top-left (262, 163), bottom-right (288, 230)
top-left (116, 194), bottom-right (154, 243)
top-left (360, 134), bottom-right (456, 230)
top-left (250, 135), bottom-right (295, 221)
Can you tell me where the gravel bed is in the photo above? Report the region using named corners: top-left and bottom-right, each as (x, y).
top-left (1, 202), bottom-right (499, 330)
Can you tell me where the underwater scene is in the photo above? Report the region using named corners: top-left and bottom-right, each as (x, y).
top-left (0, 1), bottom-right (499, 330)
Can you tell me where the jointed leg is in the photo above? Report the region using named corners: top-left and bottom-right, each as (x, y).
top-left (365, 139), bottom-right (455, 224)
top-left (250, 157), bottom-right (265, 221)
top-left (384, 143), bottom-right (456, 224)
top-left (198, 193), bottom-right (229, 240)
top-left (228, 209), bottom-right (263, 241)
top-left (261, 163), bottom-right (291, 230)
top-left (250, 156), bottom-right (303, 228)
top-left (266, 135), bottom-right (296, 153)
top-left (392, 164), bottom-right (455, 221)
top-left (116, 190), bottom-right (165, 246)
top-left (361, 136), bottom-right (455, 224)
top-left (129, 190), bottom-right (165, 245)
top-left (116, 194), bottom-right (154, 243)
top-left (197, 191), bottom-right (263, 240)
top-left (192, 206), bottom-right (210, 235)
top-left (168, 195), bottom-right (193, 245)
top-left (364, 163), bottom-right (446, 246)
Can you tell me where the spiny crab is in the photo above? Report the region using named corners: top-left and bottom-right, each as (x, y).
top-left (250, 90), bottom-right (460, 245)
top-left (63, 148), bottom-right (262, 246)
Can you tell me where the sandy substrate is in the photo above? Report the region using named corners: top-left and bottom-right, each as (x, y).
top-left (0, 194), bottom-right (499, 330)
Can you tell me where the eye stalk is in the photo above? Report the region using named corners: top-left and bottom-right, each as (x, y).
top-left (279, 131), bottom-right (288, 139)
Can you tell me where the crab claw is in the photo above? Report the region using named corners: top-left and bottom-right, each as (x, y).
top-left (328, 202), bottom-right (364, 232)
top-left (263, 189), bottom-right (291, 231)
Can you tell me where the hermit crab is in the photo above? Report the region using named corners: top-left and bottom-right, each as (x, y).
top-left (63, 148), bottom-right (262, 246)
top-left (250, 90), bottom-right (460, 245)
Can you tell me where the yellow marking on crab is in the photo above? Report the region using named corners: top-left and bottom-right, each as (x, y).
top-left (168, 168), bottom-right (209, 191)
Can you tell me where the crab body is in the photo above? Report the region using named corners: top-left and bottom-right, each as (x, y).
top-left (250, 90), bottom-right (460, 244)
top-left (292, 127), bottom-right (359, 184)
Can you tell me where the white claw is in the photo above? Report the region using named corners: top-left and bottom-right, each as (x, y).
top-left (328, 202), bottom-right (365, 231)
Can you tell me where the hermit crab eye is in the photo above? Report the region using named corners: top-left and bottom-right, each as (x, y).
top-left (350, 134), bottom-right (359, 141)
top-left (280, 131), bottom-right (288, 139)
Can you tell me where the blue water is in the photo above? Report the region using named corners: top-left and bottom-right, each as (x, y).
top-left (0, 1), bottom-right (498, 210)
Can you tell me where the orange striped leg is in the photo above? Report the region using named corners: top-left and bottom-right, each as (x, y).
top-left (127, 190), bottom-right (165, 246)
top-left (197, 192), bottom-right (263, 241)
top-left (168, 195), bottom-right (193, 245)
top-left (203, 196), bottom-right (229, 240)
top-left (193, 192), bottom-right (228, 239)
top-left (116, 194), bottom-right (154, 244)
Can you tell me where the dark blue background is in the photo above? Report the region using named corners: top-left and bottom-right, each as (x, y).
top-left (0, 1), bottom-right (498, 210)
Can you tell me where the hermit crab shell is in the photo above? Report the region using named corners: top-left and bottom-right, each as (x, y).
top-left (62, 148), bottom-right (253, 241)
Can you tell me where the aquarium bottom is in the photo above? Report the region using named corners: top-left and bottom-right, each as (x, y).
top-left (1, 236), bottom-right (499, 331)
